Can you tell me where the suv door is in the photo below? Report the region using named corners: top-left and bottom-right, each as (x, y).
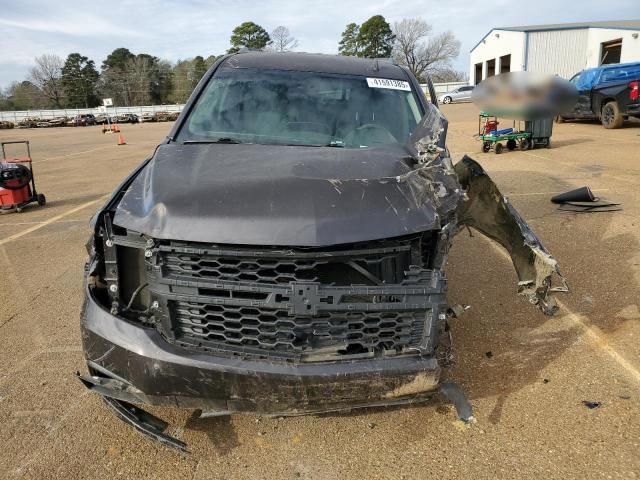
top-left (568, 70), bottom-right (598, 119)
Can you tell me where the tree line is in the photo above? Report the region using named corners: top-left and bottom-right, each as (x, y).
top-left (0, 17), bottom-right (463, 111)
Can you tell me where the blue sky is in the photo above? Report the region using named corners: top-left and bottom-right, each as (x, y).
top-left (0, 0), bottom-right (637, 88)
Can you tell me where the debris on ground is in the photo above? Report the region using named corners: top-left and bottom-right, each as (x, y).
top-left (582, 401), bottom-right (602, 410)
top-left (551, 186), bottom-right (621, 213)
top-left (485, 351), bottom-right (493, 359)
top-left (448, 304), bottom-right (470, 318)
top-left (440, 383), bottom-right (474, 423)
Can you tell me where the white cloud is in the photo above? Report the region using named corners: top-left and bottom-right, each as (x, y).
top-left (0, 17), bottom-right (144, 37)
top-left (0, 0), bottom-right (637, 89)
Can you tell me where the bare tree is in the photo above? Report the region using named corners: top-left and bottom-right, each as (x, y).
top-left (392, 19), bottom-right (461, 82)
top-left (430, 68), bottom-right (468, 83)
top-left (269, 26), bottom-right (299, 52)
top-left (126, 55), bottom-right (155, 105)
top-left (30, 54), bottom-right (65, 108)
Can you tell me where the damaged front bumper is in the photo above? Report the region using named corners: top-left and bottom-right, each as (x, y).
top-left (80, 284), bottom-right (449, 450)
top-left (80, 287), bottom-right (443, 415)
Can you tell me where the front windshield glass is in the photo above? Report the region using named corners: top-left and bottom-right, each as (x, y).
top-left (177, 67), bottom-right (423, 148)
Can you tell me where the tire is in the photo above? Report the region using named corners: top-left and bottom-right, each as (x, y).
top-left (37, 193), bottom-right (46, 206)
top-left (495, 143), bottom-right (503, 154)
top-left (601, 102), bottom-right (624, 129)
top-left (519, 138), bottom-right (530, 151)
top-left (443, 96), bottom-right (452, 104)
top-left (482, 141), bottom-right (491, 153)
top-left (506, 139), bottom-right (517, 150)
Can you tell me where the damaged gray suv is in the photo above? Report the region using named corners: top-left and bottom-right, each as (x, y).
top-left (78, 51), bottom-right (566, 450)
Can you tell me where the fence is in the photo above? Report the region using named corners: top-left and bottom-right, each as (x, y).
top-left (420, 81), bottom-right (468, 95)
top-left (0, 104), bottom-right (185, 123)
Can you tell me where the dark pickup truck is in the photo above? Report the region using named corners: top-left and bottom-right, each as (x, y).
top-left (558, 61), bottom-right (640, 128)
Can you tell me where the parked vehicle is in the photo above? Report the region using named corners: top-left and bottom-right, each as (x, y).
top-left (17, 118), bottom-right (40, 129)
top-left (117, 113), bottom-right (140, 124)
top-left (95, 114), bottom-right (110, 125)
top-left (438, 85), bottom-right (474, 104)
top-left (68, 114), bottom-right (96, 127)
top-left (140, 112), bottom-right (157, 122)
top-left (558, 61), bottom-right (640, 128)
top-left (155, 111), bottom-right (171, 122)
top-left (0, 121), bottom-right (15, 129)
top-left (36, 117), bottom-right (68, 128)
top-left (78, 51), bottom-right (565, 450)
top-left (166, 111), bottom-right (180, 121)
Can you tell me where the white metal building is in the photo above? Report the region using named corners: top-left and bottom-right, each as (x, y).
top-left (469, 20), bottom-right (640, 84)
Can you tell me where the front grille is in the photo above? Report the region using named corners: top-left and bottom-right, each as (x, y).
top-left (143, 235), bottom-right (446, 360)
top-left (172, 301), bottom-right (427, 356)
top-left (164, 253), bottom-right (320, 284)
top-left (160, 242), bottom-right (413, 286)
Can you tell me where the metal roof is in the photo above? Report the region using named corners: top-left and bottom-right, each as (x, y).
top-left (221, 52), bottom-right (408, 80)
top-left (497, 19), bottom-right (640, 32)
top-left (471, 20), bottom-right (640, 52)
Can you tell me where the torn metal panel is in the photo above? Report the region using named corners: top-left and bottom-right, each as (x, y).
top-left (102, 396), bottom-right (188, 452)
top-left (454, 156), bottom-right (568, 315)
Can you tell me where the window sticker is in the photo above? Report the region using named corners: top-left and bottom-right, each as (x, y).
top-left (366, 78), bottom-right (411, 91)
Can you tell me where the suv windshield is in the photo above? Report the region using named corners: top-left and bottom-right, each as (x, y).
top-left (177, 67), bottom-right (423, 148)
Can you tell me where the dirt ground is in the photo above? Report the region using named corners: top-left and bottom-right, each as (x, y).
top-left (1, 106), bottom-right (639, 479)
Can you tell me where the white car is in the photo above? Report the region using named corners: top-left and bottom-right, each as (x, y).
top-left (438, 86), bottom-right (474, 104)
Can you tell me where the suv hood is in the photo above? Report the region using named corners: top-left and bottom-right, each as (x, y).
top-left (113, 143), bottom-right (456, 246)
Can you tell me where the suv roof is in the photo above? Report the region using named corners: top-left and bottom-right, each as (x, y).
top-left (222, 51), bottom-right (409, 81)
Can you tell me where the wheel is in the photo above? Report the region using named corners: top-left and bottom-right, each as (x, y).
top-left (482, 141), bottom-right (491, 153)
top-left (506, 139), bottom-right (517, 150)
top-left (519, 138), bottom-right (530, 150)
top-left (544, 138), bottom-right (551, 148)
top-left (37, 193), bottom-right (46, 206)
top-left (601, 101), bottom-right (624, 129)
top-left (442, 96), bottom-right (452, 104)
top-left (495, 143), bottom-right (503, 154)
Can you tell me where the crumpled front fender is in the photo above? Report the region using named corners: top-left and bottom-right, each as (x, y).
top-left (454, 156), bottom-right (568, 315)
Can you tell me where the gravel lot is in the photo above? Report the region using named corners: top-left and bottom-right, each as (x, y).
top-left (1, 106), bottom-right (639, 479)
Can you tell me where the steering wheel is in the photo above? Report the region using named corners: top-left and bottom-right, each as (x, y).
top-left (0, 163), bottom-right (31, 190)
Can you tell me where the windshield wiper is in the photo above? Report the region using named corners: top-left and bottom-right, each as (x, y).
top-left (183, 138), bottom-right (242, 144)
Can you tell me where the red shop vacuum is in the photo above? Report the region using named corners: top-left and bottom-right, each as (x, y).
top-left (0, 141), bottom-right (46, 213)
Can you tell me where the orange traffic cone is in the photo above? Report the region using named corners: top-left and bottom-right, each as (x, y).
top-left (117, 134), bottom-right (126, 145)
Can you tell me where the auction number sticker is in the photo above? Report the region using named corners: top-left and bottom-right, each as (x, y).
top-left (366, 78), bottom-right (411, 91)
